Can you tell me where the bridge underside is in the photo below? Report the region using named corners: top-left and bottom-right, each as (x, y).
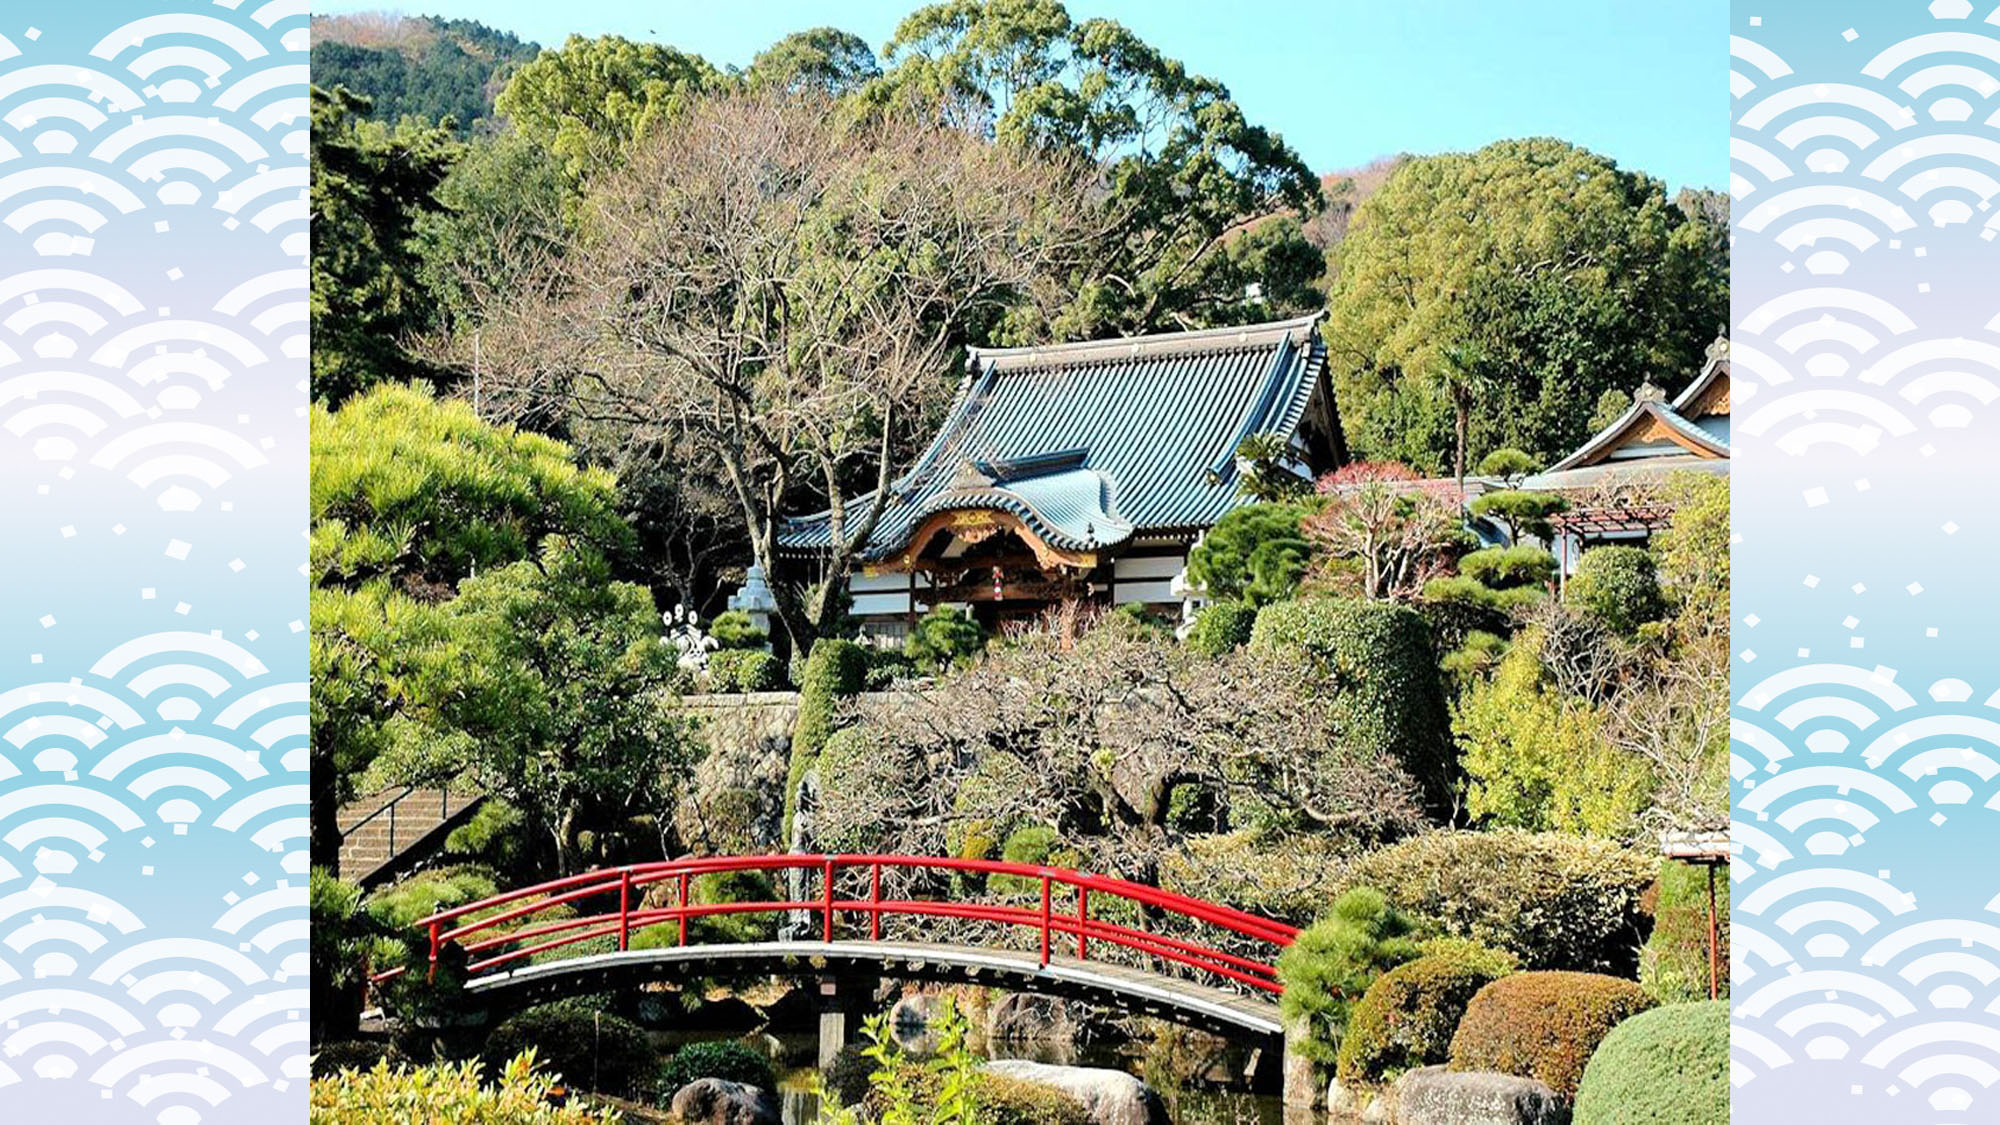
top-left (463, 940), bottom-right (1285, 1040)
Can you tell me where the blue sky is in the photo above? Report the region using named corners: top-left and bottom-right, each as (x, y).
top-left (315, 0), bottom-right (1727, 190)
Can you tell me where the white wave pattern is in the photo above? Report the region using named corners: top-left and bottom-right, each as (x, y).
top-left (0, 4), bottom-right (305, 1121)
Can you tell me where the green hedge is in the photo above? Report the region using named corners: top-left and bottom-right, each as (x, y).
top-left (785, 639), bottom-right (869, 836)
top-left (484, 1003), bottom-right (657, 1097)
top-left (1448, 971), bottom-right (1655, 1097)
top-left (706, 648), bottom-right (785, 693)
top-left (1458, 545), bottom-right (1557, 590)
top-left (1568, 546), bottom-right (1665, 635)
top-left (655, 1039), bottom-right (776, 1101)
top-left (1335, 940), bottom-right (1516, 1085)
top-left (1573, 1000), bottom-right (1728, 1124)
top-left (1186, 601), bottom-right (1258, 656)
top-left (1249, 597), bottom-right (1455, 816)
top-left (1353, 830), bottom-right (1657, 976)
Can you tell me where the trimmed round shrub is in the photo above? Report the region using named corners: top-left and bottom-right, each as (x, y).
top-left (1185, 501), bottom-right (1311, 606)
top-left (1276, 888), bottom-right (1422, 1065)
top-left (1336, 940), bottom-right (1516, 1085)
top-left (1250, 597), bottom-right (1455, 816)
top-left (707, 648), bottom-right (784, 693)
top-left (1186, 601), bottom-right (1257, 656)
top-left (1573, 1000), bottom-right (1727, 1124)
top-left (655, 1039), bottom-right (776, 1101)
top-left (1458, 545), bottom-right (1557, 591)
top-left (1448, 971), bottom-right (1656, 1098)
top-left (1568, 546), bottom-right (1665, 635)
top-left (688, 868), bottom-right (780, 944)
top-left (1353, 829), bottom-right (1658, 976)
top-left (707, 610), bottom-right (767, 651)
top-left (906, 606), bottom-right (987, 673)
top-left (484, 1003), bottom-right (657, 1096)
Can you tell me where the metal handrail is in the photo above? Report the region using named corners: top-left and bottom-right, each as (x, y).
top-left (339, 785), bottom-right (457, 860)
top-left (378, 853), bottom-right (1301, 996)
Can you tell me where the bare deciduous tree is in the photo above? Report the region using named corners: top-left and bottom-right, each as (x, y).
top-left (462, 90), bottom-right (1106, 652)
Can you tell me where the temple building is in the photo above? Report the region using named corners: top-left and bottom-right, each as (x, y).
top-left (1523, 337), bottom-right (1730, 570)
top-left (777, 314), bottom-right (1341, 642)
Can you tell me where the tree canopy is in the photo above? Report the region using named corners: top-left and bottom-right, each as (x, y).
top-left (494, 34), bottom-right (719, 181)
top-left (309, 14), bottom-right (540, 134)
top-left (1324, 138), bottom-right (1727, 473)
top-left (872, 0), bottom-right (1327, 340)
top-left (746, 27), bottom-right (882, 95)
top-left (308, 87), bottom-right (455, 406)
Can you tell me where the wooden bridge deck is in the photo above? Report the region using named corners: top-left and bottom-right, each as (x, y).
top-left (463, 939), bottom-right (1285, 1038)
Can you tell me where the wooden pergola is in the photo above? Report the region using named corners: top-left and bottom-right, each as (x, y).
top-left (1660, 828), bottom-right (1729, 1000)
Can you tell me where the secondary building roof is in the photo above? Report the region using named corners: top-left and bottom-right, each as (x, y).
top-left (1527, 340), bottom-right (1730, 492)
top-left (779, 314), bottom-right (1329, 562)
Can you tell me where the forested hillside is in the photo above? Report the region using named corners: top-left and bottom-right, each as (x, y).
top-left (311, 12), bottom-right (538, 132)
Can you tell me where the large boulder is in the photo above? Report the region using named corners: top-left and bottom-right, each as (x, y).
top-left (986, 993), bottom-right (1121, 1045)
top-left (983, 1060), bottom-right (1167, 1125)
top-left (668, 1077), bottom-right (781, 1125)
top-left (1393, 1066), bottom-right (1568, 1125)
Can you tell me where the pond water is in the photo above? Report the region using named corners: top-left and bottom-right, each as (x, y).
top-left (651, 1025), bottom-right (1287, 1124)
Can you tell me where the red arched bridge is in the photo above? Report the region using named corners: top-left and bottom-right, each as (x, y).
top-left (379, 854), bottom-right (1300, 1041)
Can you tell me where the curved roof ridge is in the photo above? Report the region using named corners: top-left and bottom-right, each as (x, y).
top-left (965, 311), bottom-right (1325, 372)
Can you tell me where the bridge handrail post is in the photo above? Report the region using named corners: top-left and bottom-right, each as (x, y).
top-left (617, 868), bottom-right (632, 952)
top-left (823, 857), bottom-right (837, 942)
top-left (1076, 886), bottom-right (1089, 961)
top-left (870, 863), bottom-right (882, 941)
top-left (1039, 874), bottom-right (1052, 967)
top-left (426, 920), bottom-right (439, 982)
top-left (677, 871), bottom-right (690, 946)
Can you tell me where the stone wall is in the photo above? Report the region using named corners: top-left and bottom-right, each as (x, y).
top-left (676, 692), bottom-right (800, 853)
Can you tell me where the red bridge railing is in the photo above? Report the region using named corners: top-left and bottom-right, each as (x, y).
top-left (384, 854), bottom-right (1300, 996)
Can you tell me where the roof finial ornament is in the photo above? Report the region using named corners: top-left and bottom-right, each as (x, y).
top-left (1635, 381), bottom-right (1667, 403)
top-left (1705, 333), bottom-right (1730, 362)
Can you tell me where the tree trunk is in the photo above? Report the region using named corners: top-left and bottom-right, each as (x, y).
top-left (1452, 384), bottom-right (1470, 494)
top-left (312, 748), bottom-right (343, 879)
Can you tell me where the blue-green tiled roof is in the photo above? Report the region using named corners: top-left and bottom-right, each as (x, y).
top-left (780, 314), bottom-right (1326, 558)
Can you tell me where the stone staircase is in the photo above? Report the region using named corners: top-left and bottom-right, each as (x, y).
top-left (336, 786), bottom-right (480, 886)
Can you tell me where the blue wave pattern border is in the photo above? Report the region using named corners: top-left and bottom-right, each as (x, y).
top-left (1732, 2), bottom-right (2000, 1121)
top-left (0, 2), bottom-right (306, 1122)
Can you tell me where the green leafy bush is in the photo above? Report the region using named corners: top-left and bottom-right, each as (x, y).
top-left (992, 824), bottom-right (1075, 897)
top-left (655, 1039), bottom-right (776, 1100)
top-left (1335, 940), bottom-right (1516, 1085)
top-left (1186, 601), bottom-right (1257, 656)
top-left (1185, 502), bottom-right (1311, 606)
top-left (688, 868), bottom-right (781, 943)
top-left (1641, 862), bottom-right (1729, 1002)
top-left (980, 1074), bottom-right (1093, 1124)
top-left (1422, 574), bottom-right (1545, 611)
top-left (1449, 971), bottom-right (1656, 1097)
top-left (906, 606), bottom-right (987, 674)
top-left (707, 609), bottom-right (767, 650)
top-left (365, 865), bottom-right (499, 930)
top-left (707, 648), bottom-right (785, 693)
top-left (311, 868), bottom-right (381, 1039)
top-left (309, 1051), bottom-right (619, 1123)
top-left (442, 799), bottom-right (530, 871)
top-left (1468, 488), bottom-right (1567, 543)
top-left (1250, 598), bottom-right (1455, 816)
top-left (1454, 632), bottom-right (1655, 837)
top-left (864, 647), bottom-right (918, 690)
top-left (1440, 629), bottom-right (1508, 689)
top-left (787, 638), bottom-right (869, 834)
top-left (1568, 546), bottom-right (1666, 635)
top-left (484, 1004), bottom-right (657, 1097)
top-left (823, 1042), bottom-right (873, 1107)
top-left (1276, 888), bottom-right (1422, 1064)
top-left (1353, 830), bottom-right (1657, 976)
top-left (1572, 999), bottom-right (1727, 1124)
